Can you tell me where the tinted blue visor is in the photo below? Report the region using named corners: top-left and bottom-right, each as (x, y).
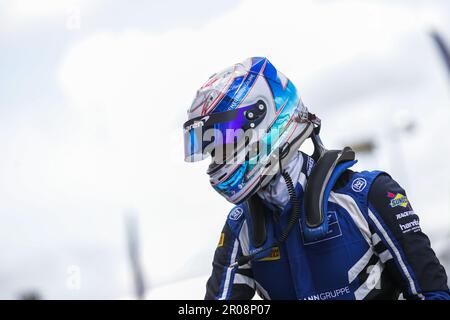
top-left (183, 101), bottom-right (267, 162)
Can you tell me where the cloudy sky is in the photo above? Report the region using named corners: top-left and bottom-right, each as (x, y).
top-left (0, 0), bottom-right (449, 299)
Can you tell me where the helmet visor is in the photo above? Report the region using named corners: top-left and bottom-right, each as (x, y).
top-left (183, 101), bottom-right (267, 162)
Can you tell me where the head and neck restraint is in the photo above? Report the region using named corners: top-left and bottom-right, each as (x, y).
top-left (232, 116), bottom-right (357, 268)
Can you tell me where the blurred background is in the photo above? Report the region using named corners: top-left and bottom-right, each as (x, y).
top-left (0, 0), bottom-right (449, 299)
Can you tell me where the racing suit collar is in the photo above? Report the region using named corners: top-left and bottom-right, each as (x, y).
top-left (257, 151), bottom-right (304, 210)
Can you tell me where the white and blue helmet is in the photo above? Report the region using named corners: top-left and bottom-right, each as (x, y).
top-left (183, 57), bottom-right (319, 204)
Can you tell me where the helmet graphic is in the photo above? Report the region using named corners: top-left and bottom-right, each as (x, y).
top-left (183, 57), bottom-right (319, 204)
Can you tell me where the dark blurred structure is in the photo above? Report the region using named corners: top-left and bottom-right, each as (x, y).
top-left (350, 140), bottom-right (376, 154)
top-left (18, 290), bottom-right (42, 300)
top-left (430, 30), bottom-right (450, 82)
top-left (125, 211), bottom-right (146, 299)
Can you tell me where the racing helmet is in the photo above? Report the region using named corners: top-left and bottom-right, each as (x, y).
top-left (183, 57), bottom-right (319, 204)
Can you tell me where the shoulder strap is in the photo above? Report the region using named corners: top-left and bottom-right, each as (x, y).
top-left (245, 195), bottom-right (268, 248)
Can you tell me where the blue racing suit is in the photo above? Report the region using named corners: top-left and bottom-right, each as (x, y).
top-left (205, 152), bottom-right (450, 300)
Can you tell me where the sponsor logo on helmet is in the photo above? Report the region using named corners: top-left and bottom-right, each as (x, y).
top-left (351, 178), bottom-right (367, 192)
top-left (229, 73), bottom-right (256, 110)
top-left (184, 116), bottom-right (209, 133)
top-left (257, 247), bottom-right (281, 262)
top-left (387, 192), bottom-right (409, 208)
top-left (229, 207), bottom-right (243, 220)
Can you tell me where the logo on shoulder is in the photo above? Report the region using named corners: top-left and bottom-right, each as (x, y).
top-left (387, 192), bottom-right (409, 208)
top-left (229, 207), bottom-right (243, 221)
top-left (399, 219), bottom-right (421, 234)
top-left (351, 178), bottom-right (367, 192)
top-left (395, 210), bottom-right (414, 220)
top-left (217, 233), bottom-right (225, 247)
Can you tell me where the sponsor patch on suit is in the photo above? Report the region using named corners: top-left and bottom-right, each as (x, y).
top-left (257, 247), bottom-right (281, 262)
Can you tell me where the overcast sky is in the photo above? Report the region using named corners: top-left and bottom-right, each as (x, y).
top-left (0, 0), bottom-right (449, 299)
